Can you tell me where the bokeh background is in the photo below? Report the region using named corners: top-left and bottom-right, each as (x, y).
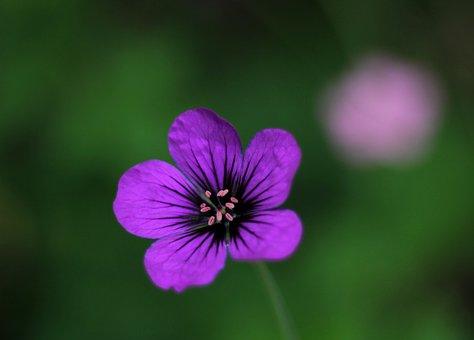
top-left (1, 0), bottom-right (473, 339)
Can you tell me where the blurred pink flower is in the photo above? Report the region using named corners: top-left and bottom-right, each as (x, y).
top-left (320, 54), bottom-right (442, 165)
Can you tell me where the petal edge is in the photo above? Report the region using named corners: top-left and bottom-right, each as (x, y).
top-left (144, 233), bottom-right (227, 292)
top-left (240, 129), bottom-right (301, 209)
top-left (168, 108), bottom-right (243, 192)
top-left (113, 160), bottom-right (199, 239)
top-left (230, 209), bottom-right (303, 261)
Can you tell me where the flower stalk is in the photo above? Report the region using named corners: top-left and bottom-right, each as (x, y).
top-left (256, 262), bottom-right (298, 340)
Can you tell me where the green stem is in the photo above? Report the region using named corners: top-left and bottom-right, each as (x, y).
top-left (255, 262), bottom-right (298, 340)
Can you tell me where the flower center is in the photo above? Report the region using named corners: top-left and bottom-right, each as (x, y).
top-left (199, 188), bottom-right (239, 226)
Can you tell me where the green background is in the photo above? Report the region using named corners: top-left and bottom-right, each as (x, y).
top-left (1, 1), bottom-right (473, 339)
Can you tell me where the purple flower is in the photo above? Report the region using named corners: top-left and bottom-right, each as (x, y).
top-left (320, 54), bottom-right (442, 165)
top-left (113, 108), bottom-right (302, 292)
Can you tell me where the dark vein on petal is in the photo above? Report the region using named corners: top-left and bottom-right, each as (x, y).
top-left (183, 159), bottom-right (208, 190)
top-left (223, 138), bottom-right (229, 189)
top-left (246, 182), bottom-right (276, 204)
top-left (237, 151), bottom-right (255, 192)
top-left (207, 136), bottom-right (220, 189)
top-left (204, 237), bottom-right (218, 259)
top-left (229, 151), bottom-right (240, 193)
top-left (168, 174), bottom-right (201, 202)
top-left (242, 168), bottom-right (275, 201)
top-left (140, 215), bottom-right (194, 221)
top-left (249, 193), bottom-right (280, 208)
top-left (240, 224), bottom-right (263, 239)
top-left (158, 184), bottom-right (196, 204)
top-left (145, 199), bottom-right (196, 211)
top-left (232, 236), bottom-right (240, 251)
top-left (189, 141), bottom-right (214, 190)
top-left (185, 232), bottom-right (213, 262)
top-left (242, 218), bottom-right (273, 226)
top-left (171, 231), bottom-right (203, 250)
top-left (150, 219), bottom-right (199, 232)
top-left (236, 232), bottom-right (251, 251)
top-left (239, 153), bottom-right (265, 194)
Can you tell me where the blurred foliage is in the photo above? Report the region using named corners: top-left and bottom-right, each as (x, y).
top-left (0, 0), bottom-right (473, 339)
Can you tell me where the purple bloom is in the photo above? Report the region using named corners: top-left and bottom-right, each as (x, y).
top-left (113, 108), bottom-right (302, 292)
top-left (320, 54), bottom-right (442, 165)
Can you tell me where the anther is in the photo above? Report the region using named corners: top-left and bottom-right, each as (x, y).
top-left (208, 216), bottom-right (216, 226)
top-left (205, 190), bottom-right (212, 198)
top-left (200, 207), bottom-right (211, 213)
top-left (217, 189), bottom-right (229, 197)
top-left (225, 202), bottom-right (235, 209)
top-left (200, 203), bottom-right (207, 208)
top-left (225, 213), bottom-right (234, 221)
top-left (216, 210), bottom-right (223, 222)
top-left (230, 197), bottom-right (238, 203)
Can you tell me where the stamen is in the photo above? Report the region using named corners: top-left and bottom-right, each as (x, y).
top-left (225, 213), bottom-right (234, 221)
top-left (230, 197), bottom-right (238, 203)
top-left (200, 203), bottom-right (207, 208)
top-left (217, 189), bottom-right (229, 197)
top-left (216, 210), bottom-right (223, 222)
top-left (208, 216), bottom-right (216, 226)
top-left (205, 190), bottom-right (212, 198)
top-left (225, 202), bottom-right (235, 209)
top-left (200, 207), bottom-right (211, 213)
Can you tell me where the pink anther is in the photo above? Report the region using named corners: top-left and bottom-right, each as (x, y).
top-left (208, 216), bottom-right (216, 226)
top-left (225, 213), bottom-right (234, 221)
top-left (217, 189), bottom-right (229, 197)
top-left (225, 202), bottom-right (235, 209)
top-left (216, 210), bottom-right (223, 222)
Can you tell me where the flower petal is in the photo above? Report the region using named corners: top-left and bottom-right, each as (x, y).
top-left (239, 129), bottom-right (301, 209)
top-left (168, 108), bottom-right (243, 192)
top-left (144, 232), bottom-right (227, 292)
top-left (113, 160), bottom-right (201, 239)
top-left (229, 209), bottom-right (302, 261)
